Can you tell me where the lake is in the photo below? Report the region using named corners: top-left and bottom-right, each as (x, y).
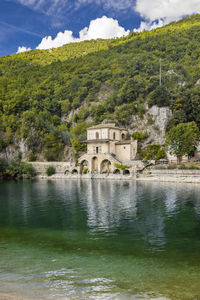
top-left (0, 179), bottom-right (200, 299)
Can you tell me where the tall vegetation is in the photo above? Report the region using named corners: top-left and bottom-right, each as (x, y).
top-left (0, 14), bottom-right (200, 158)
top-left (166, 122), bottom-right (200, 157)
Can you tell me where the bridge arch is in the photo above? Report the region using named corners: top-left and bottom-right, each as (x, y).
top-left (71, 169), bottom-right (78, 175)
top-left (123, 169), bottom-right (130, 176)
top-left (113, 169), bottom-right (120, 175)
top-left (64, 169), bottom-right (70, 175)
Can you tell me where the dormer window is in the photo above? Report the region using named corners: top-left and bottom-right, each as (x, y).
top-left (96, 132), bottom-right (99, 139)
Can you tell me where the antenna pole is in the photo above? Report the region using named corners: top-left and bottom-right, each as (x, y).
top-left (159, 58), bottom-right (162, 86)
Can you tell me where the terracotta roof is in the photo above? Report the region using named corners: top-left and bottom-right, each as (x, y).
top-left (88, 123), bottom-right (127, 131)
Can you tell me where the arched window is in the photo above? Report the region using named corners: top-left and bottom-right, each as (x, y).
top-left (96, 132), bottom-right (99, 139)
top-left (113, 132), bottom-right (116, 140)
top-left (121, 133), bottom-right (125, 140)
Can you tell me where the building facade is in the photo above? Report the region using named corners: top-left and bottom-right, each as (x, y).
top-left (78, 123), bottom-right (137, 174)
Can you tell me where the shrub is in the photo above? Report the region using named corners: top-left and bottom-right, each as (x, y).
top-left (178, 164), bottom-right (187, 169)
top-left (156, 149), bottom-right (166, 160)
top-left (178, 164), bottom-right (200, 170)
top-left (22, 163), bottom-right (37, 179)
top-left (82, 167), bottom-right (88, 174)
top-left (28, 153), bottom-right (37, 162)
top-left (7, 159), bottom-right (36, 179)
top-left (132, 131), bottom-right (149, 141)
top-left (46, 166), bottom-right (56, 176)
top-left (114, 163), bottom-right (131, 171)
top-left (147, 114), bottom-right (154, 125)
top-left (167, 164), bottom-right (177, 169)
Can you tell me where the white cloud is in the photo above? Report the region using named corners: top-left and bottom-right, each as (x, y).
top-left (16, 0), bottom-right (134, 15)
top-left (37, 31), bottom-right (76, 49)
top-left (135, 0), bottom-right (200, 22)
top-left (37, 16), bottom-right (130, 50)
top-left (17, 46), bottom-right (31, 53)
top-left (134, 19), bottom-right (166, 32)
top-left (134, 0), bottom-right (200, 33)
top-left (75, 0), bottom-right (133, 11)
top-left (79, 16), bottom-right (130, 40)
top-left (16, 0), bottom-right (69, 16)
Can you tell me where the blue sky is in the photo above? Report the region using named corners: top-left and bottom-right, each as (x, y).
top-left (0, 0), bottom-right (199, 56)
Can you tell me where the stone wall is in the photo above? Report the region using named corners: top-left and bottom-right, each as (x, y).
top-left (30, 162), bottom-right (74, 176)
top-left (137, 169), bottom-right (200, 183)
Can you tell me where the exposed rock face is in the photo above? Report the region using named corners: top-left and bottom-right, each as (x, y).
top-left (0, 145), bottom-right (19, 162)
top-left (61, 145), bottom-right (75, 162)
top-left (149, 105), bottom-right (172, 140)
top-left (0, 139), bottom-right (30, 162)
top-left (18, 139), bottom-right (30, 160)
top-left (196, 79), bottom-right (200, 85)
top-left (130, 105), bottom-right (172, 146)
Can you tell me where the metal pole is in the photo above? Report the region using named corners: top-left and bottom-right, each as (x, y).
top-left (160, 58), bottom-right (162, 86)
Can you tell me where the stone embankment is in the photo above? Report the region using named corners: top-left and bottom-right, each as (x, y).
top-left (137, 169), bottom-right (200, 183)
top-left (30, 162), bottom-right (200, 183)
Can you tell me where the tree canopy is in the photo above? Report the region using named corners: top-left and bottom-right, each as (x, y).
top-left (166, 122), bottom-right (200, 157)
top-left (0, 14), bottom-right (200, 159)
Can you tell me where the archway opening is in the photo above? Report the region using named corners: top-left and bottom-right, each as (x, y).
top-left (72, 169), bottom-right (78, 175)
top-left (80, 160), bottom-right (88, 174)
top-left (92, 157), bottom-right (98, 173)
top-left (123, 169), bottom-right (130, 176)
top-left (113, 169), bottom-right (120, 175)
top-left (100, 159), bottom-right (111, 174)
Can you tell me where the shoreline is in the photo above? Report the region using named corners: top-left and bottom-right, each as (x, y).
top-left (29, 162), bottom-right (200, 184)
top-left (36, 173), bottom-right (200, 184)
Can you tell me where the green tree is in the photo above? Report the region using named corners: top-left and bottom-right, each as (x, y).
top-left (43, 131), bottom-right (64, 161)
top-left (166, 121), bottom-right (200, 158)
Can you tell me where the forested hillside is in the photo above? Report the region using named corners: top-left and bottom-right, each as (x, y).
top-left (0, 14), bottom-right (200, 161)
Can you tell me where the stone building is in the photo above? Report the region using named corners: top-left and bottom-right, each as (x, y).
top-left (78, 123), bottom-right (137, 174)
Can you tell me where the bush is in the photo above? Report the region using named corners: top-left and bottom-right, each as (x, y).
top-left (178, 164), bottom-right (187, 169)
top-left (167, 164), bottom-right (177, 169)
top-left (46, 166), bottom-right (56, 176)
top-left (114, 163), bottom-right (131, 171)
top-left (28, 153), bottom-right (37, 162)
top-left (147, 114), bottom-right (154, 125)
top-left (82, 168), bottom-right (88, 174)
top-left (7, 159), bottom-right (36, 179)
top-left (178, 164), bottom-right (200, 170)
top-left (132, 131), bottom-right (149, 141)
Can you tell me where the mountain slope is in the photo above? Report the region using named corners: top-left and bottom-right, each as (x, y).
top-left (0, 14), bottom-right (200, 161)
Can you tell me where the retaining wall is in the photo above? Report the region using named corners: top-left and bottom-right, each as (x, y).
top-left (137, 169), bottom-right (200, 183)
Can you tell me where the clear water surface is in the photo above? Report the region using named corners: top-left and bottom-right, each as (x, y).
top-left (0, 179), bottom-right (200, 299)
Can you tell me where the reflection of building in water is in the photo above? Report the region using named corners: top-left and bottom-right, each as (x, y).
top-left (85, 181), bottom-right (137, 232)
top-left (135, 182), bottom-right (167, 249)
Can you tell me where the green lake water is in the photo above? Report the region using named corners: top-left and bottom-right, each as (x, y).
top-left (0, 180), bottom-right (200, 299)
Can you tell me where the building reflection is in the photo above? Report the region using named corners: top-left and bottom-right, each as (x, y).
top-left (85, 181), bottom-right (137, 232)
top-left (2, 179), bottom-right (200, 252)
